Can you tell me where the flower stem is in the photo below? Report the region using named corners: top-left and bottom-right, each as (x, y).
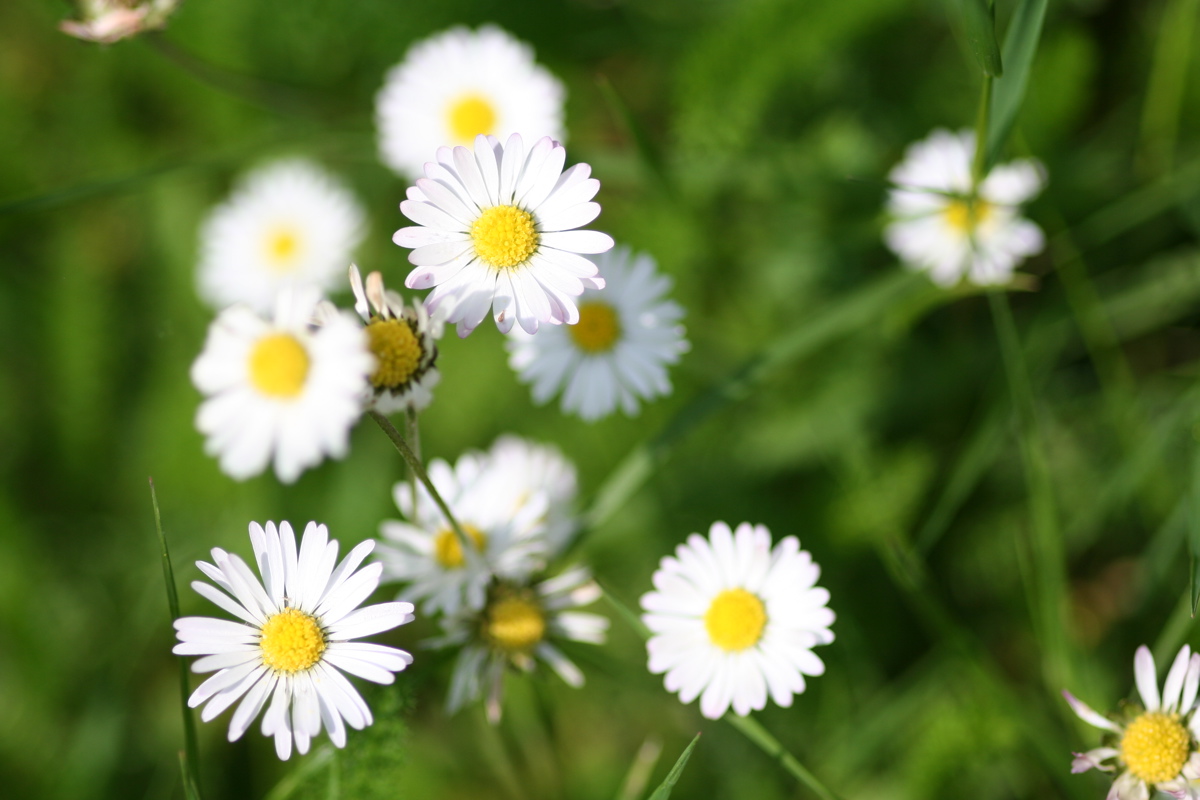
top-left (405, 406), bottom-right (421, 518)
top-left (723, 714), bottom-right (844, 800)
top-left (368, 409), bottom-right (473, 554)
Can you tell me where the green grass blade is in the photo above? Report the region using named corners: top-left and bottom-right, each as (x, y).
top-left (177, 752), bottom-right (202, 800)
top-left (985, 0), bottom-right (1049, 168)
top-left (960, 0), bottom-right (1003, 77)
top-left (616, 738), bottom-right (663, 800)
top-left (646, 734), bottom-right (701, 800)
top-left (599, 582), bottom-right (651, 641)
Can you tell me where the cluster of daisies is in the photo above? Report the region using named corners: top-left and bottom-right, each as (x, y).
top-left (175, 24), bottom-right (833, 763)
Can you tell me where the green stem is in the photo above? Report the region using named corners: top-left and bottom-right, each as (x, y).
top-left (405, 407), bottom-right (421, 520)
top-left (971, 74), bottom-right (994, 190)
top-left (369, 410), bottom-right (473, 555)
top-left (723, 714), bottom-right (844, 800)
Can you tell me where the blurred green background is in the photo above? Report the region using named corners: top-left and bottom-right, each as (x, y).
top-left (3, 0), bottom-right (1200, 798)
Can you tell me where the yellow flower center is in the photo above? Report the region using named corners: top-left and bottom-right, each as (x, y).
top-left (486, 596), bottom-right (546, 652)
top-left (433, 524), bottom-right (487, 569)
top-left (248, 333), bottom-right (310, 398)
top-left (943, 199), bottom-right (993, 233)
top-left (704, 588), bottom-right (767, 652)
top-left (447, 93), bottom-right (497, 143)
top-left (366, 318), bottom-right (422, 389)
top-left (264, 227), bottom-right (301, 271)
top-left (569, 302), bottom-right (621, 353)
top-left (259, 608), bottom-right (326, 673)
top-left (1120, 711), bottom-right (1192, 784)
top-left (471, 205), bottom-right (539, 269)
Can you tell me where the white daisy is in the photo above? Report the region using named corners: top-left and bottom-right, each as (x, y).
top-left (474, 435), bottom-right (579, 556)
top-left (198, 159), bottom-right (365, 313)
top-left (640, 521), bottom-right (836, 720)
top-left (376, 25), bottom-right (565, 178)
top-left (393, 133), bottom-right (614, 337)
top-left (432, 569), bottom-right (609, 723)
top-left (1065, 644), bottom-right (1200, 800)
top-left (376, 448), bottom-right (549, 617)
top-left (190, 289), bottom-right (373, 483)
top-left (884, 128), bottom-right (1046, 286)
top-left (173, 521), bottom-right (415, 760)
top-left (507, 245), bottom-right (688, 422)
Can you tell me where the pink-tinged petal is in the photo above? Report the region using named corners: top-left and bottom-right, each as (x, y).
top-left (1072, 748), bottom-right (1119, 774)
top-left (1062, 690), bottom-right (1121, 732)
top-left (1136, 646), bottom-right (1162, 711)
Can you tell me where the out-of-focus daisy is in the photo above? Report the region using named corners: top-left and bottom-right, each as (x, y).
top-left (393, 133), bottom-right (614, 337)
top-left (475, 435), bottom-right (579, 556)
top-left (884, 128), bottom-right (1045, 286)
top-left (60, 0), bottom-right (180, 43)
top-left (376, 25), bottom-right (565, 178)
top-left (376, 449), bottom-right (549, 617)
top-left (1064, 644), bottom-right (1200, 800)
top-left (198, 159), bottom-right (365, 312)
top-left (432, 569), bottom-right (608, 722)
top-left (190, 289), bottom-right (373, 483)
top-left (640, 521), bottom-right (835, 720)
top-left (507, 246), bottom-right (688, 422)
top-left (173, 521), bottom-right (415, 760)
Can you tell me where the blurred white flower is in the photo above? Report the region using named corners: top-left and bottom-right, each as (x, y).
top-left (376, 25), bottom-right (565, 178)
top-left (393, 133), bottom-right (613, 337)
top-left (507, 246), bottom-right (688, 422)
top-left (173, 520), bottom-right (415, 760)
top-left (641, 521), bottom-right (835, 719)
top-left (190, 289), bottom-right (373, 483)
top-left (884, 128), bottom-right (1045, 287)
top-left (433, 569), bottom-right (608, 723)
top-left (1065, 644), bottom-right (1200, 800)
top-left (60, 0), bottom-right (180, 44)
top-left (198, 159), bottom-right (365, 313)
top-left (475, 435), bottom-right (580, 556)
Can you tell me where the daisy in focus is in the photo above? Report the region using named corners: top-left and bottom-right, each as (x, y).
top-left (173, 521), bottom-right (415, 760)
top-left (640, 521), bottom-right (835, 720)
top-left (884, 128), bottom-right (1046, 287)
top-left (376, 25), bottom-right (565, 178)
top-left (190, 289), bottom-right (373, 483)
top-left (393, 133), bottom-right (614, 337)
top-left (376, 446), bottom-right (550, 616)
top-left (198, 159), bottom-right (365, 312)
top-left (507, 245), bottom-right (688, 422)
top-left (431, 569), bottom-right (609, 723)
top-left (1064, 644), bottom-right (1200, 800)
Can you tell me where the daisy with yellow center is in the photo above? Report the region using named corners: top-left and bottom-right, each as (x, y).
top-left (507, 246), bottom-right (689, 422)
top-left (640, 521), bottom-right (835, 719)
top-left (197, 159), bottom-right (365, 313)
top-left (393, 133), bottom-right (614, 337)
top-left (375, 25), bottom-right (565, 178)
top-left (1065, 644), bottom-right (1200, 799)
top-left (884, 128), bottom-right (1045, 287)
top-left (190, 288), bottom-right (373, 483)
top-left (173, 521), bottom-right (415, 760)
top-left (433, 570), bottom-right (609, 723)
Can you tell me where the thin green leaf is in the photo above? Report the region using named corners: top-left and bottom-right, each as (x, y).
top-left (646, 734), bottom-right (701, 800)
top-left (599, 582), bottom-right (651, 642)
top-left (960, 0), bottom-right (1003, 76)
top-left (986, 0), bottom-right (1049, 168)
top-left (616, 738), bottom-right (663, 800)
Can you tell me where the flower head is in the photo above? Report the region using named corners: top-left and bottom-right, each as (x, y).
top-left (1065, 644), bottom-right (1200, 799)
top-left (641, 521), bottom-right (835, 719)
top-left (376, 25), bottom-right (565, 178)
top-left (507, 245), bottom-right (688, 421)
top-left (472, 435), bottom-right (579, 556)
top-left (198, 159), bottom-right (365, 313)
top-left (190, 289), bottom-right (373, 483)
top-left (173, 521), bottom-right (415, 760)
top-left (393, 133), bottom-right (614, 337)
top-left (884, 128), bottom-right (1045, 287)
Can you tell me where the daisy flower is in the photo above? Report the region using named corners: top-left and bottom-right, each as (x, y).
top-left (884, 128), bottom-right (1045, 286)
top-left (432, 569), bottom-right (609, 723)
top-left (475, 435), bottom-right (579, 556)
top-left (173, 521), bottom-right (415, 760)
top-left (376, 448), bottom-right (549, 617)
top-left (190, 288), bottom-right (373, 483)
top-left (198, 159), bottom-right (365, 312)
top-left (640, 521), bottom-right (835, 720)
top-left (376, 25), bottom-right (565, 178)
top-left (393, 133), bottom-right (614, 337)
top-left (1064, 644), bottom-right (1200, 800)
top-left (507, 245), bottom-right (688, 421)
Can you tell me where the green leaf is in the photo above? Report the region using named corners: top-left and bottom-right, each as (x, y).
top-left (646, 734), bottom-right (701, 800)
top-left (986, 0), bottom-right (1050, 168)
top-left (961, 0), bottom-right (1003, 77)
